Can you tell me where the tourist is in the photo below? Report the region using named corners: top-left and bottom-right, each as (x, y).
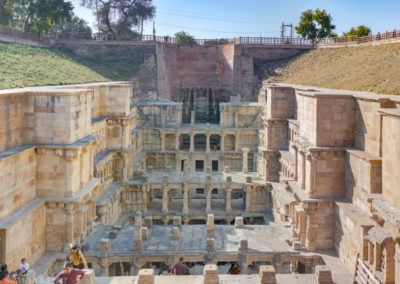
top-left (53, 262), bottom-right (85, 284)
top-left (68, 244), bottom-right (88, 269)
top-left (172, 257), bottom-right (186, 275)
top-left (0, 271), bottom-right (17, 284)
top-left (1, 265), bottom-right (7, 273)
top-left (228, 263), bottom-right (239, 274)
top-left (185, 263), bottom-right (192, 275)
top-left (122, 262), bottom-right (131, 276)
top-left (17, 258), bottom-right (29, 275)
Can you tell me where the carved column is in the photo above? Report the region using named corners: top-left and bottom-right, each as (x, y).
top-left (242, 148), bottom-right (249, 173)
top-left (191, 110), bottom-right (195, 125)
top-left (161, 131), bottom-right (165, 152)
top-left (190, 134), bottom-right (194, 152)
top-left (99, 257), bottom-right (110, 276)
top-left (206, 176), bottom-right (212, 213)
top-left (142, 185), bottom-right (148, 213)
top-left (384, 241), bottom-right (395, 284)
top-left (162, 176), bottom-right (169, 214)
top-left (306, 152), bottom-right (317, 195)
top-left (300, 150), bottom-right (306, 190)
top-left (183, 184), bottom-right (190, 214)
top-left (375, 243), bottom-right (382, 271)
top-left (65, 204), bottom-right (75, 247)
top-left (206, 133), bottom-right (211, 153)
top-left (368, 242), bottom-right (374, 265)
top-left (175, 134), bottom-right (180, 151)
top-left (245, 185), bottom-right (252, 212)
top-left (122, 153), bottom-right (129, 183)
top-left (225, 185), bottom-right (232, 212)
top-left (294, 146), bottom-right (298, 180)
top-left (220, 133), bottom-right (225, 152)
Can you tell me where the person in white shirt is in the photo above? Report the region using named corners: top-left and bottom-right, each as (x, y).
top-left (17, 258), bottom-right (29, 275)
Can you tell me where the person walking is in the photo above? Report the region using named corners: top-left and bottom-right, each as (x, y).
top-left (53, 263), bottom-right (85, 284)
top-left (172, 257), bottom-right (186, 275)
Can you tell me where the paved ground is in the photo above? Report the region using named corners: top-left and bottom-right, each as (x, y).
top-left (83, 222), bottom-right (293, 255)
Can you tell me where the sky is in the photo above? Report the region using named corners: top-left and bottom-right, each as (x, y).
top-left (70, 0), bottom-right (400, 38)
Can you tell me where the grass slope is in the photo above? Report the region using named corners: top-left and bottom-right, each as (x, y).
top-left (267, 43), bottom-right (400, 95)
top-left (0, 41), bottom-right (139, 89)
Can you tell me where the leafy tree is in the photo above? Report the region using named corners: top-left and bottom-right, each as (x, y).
top-left (295, 9), bottom-right (336, 39)
top-left (175, 31), bottom-right (196, 45)
top-left (11, 0), bottom-right (73, 35)
top-left (204, 38), bottom-right (230, 46)
top-left (51, 15), bottom-right (92, 39)
top-left (344, 25), bottom-right (371, 37)
top-left (81, 0), bottom-right (155, 36)
top-left (0, 0), bottom-right (16, 25)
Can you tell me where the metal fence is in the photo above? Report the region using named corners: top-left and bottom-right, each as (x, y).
top-left (318, 29), bottom-right (400, 46)
top-left (0, 25), bottom-right (50, 45)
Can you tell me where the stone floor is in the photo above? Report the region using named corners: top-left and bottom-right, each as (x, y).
top-left (83, 222), bottom-right (293, 255)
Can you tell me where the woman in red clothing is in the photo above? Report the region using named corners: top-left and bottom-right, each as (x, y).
top-left (228, 263), bottom-right (239, 274)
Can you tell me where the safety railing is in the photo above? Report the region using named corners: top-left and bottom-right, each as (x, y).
top-left (318, 30), bottom-right (400, 46)
top-left (0, 25), bottom-right (50, 45)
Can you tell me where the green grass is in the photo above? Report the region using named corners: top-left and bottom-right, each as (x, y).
top-left (266, 42), bottom-right (400, 95)
top-left (0, 41), bottom-right (140, 89)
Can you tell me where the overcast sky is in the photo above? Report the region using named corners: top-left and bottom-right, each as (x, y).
top-left (70, 0), bottom-right (400, 38)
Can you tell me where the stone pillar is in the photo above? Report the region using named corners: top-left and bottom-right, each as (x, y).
top-left (134, 211), bottom-right (143, 251)
top-left (259, 265), bottom-right (277, 284)
top-left (294, 146), bottom-right (298, 180)
top-left (190, 134), bottom-right (194, 152)
top-left (98, 239), bottom-right (111, 252)
top-left (221, 134), bottom-right (225, 152)
top-left (183, 184), bottom-right (190, 214)
top-left (142, 185), bottom-right (148, 213)
top-left (79, 269), bottom-right (96, 284)
top-left (206, 133), bottom-right (210, 153)
top-left (235, 217), bottom-right (244, 228)
top-left (235, 133), bottom-right (239, 151)
top-left (203, 264), bottom-right (219, 284)
top-left (65, 204), bottom-right (75, 249)
top-left (314, 265), bottom-right (333, 284)
top-left (242, 148), bottom-right (249, 173)
top-left (385, 242), bottom-right (395, 284)
top-left (206, 214), bottom-right (215, 238)
top-left (375, 243), bottom-right (382, 271)
top-left (239, 262), bottom-right (248, 274)
top-left (245, 185), bottom-right (252, 212)
top-left (239, 239), bottom-right (248, 251)
top-left (122, 153), bottom-right (129, 183)
top-left (99, 257), bottom-right (110, 276)
top-left (161, 131), bottom-right (165, 152)
top-left (300, 151), bottom-right (306, 190)
top-left (137, 269), bottom-right (154, 284)
top-left (191, 110), bottom-right (195, 126)
top-left (175, 134), bottom-right (180, 150)
top-left (206, 176), bottom-right (212, 213)
top-left (162, 175), bottom-right (169, 214)
top-left (368, 242), bottom-right (374, 265)
top-left (225, 185), bottom-right (232, 212)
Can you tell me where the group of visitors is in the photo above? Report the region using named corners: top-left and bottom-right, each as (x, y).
top-left (0, 258), bottom-right (30, 283)
top-left (159, 257), bottom-right (195, 276)
top-left (53, 243), bottom-right (88, 284)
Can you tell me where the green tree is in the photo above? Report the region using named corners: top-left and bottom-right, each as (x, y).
top-left (0, 0), bottom-right (16, 25)
top-left (295, 9), bottom-right (336, 39)
top-left (344, 25), bottom-right (371, 37)
top-left (81, 0), bottom-right (155, 36)
top-left (11, 0), bottom-right (73, 35)
top-left (51, 15), bottom-right (92, 39)
top-left (175, 31), bottom-right (196, 45)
